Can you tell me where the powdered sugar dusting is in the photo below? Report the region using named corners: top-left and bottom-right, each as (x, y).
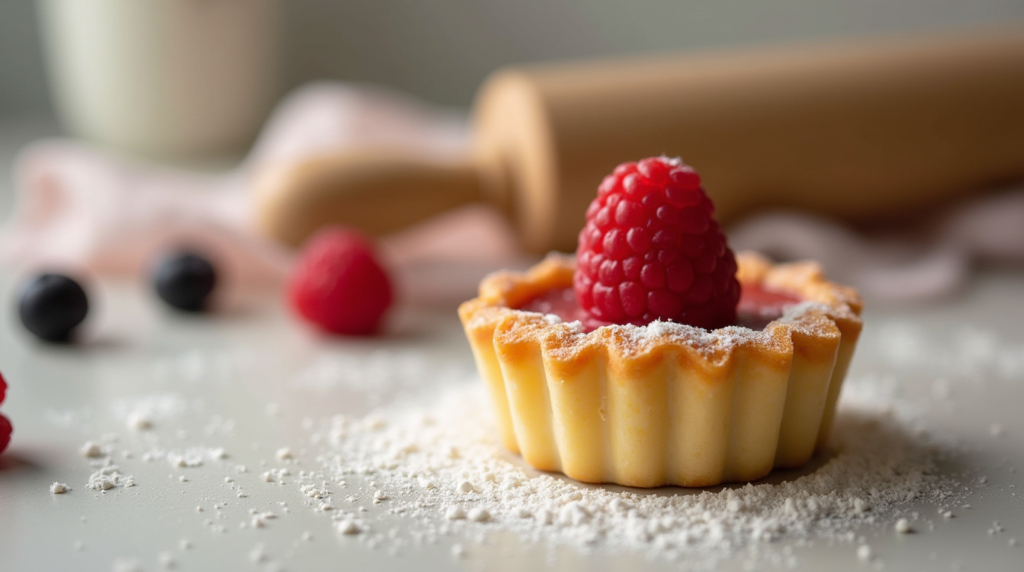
top-left (612, 320), bottom-right (784, 361)
top-left (38, 317), bottom-right (1020, 569)
top-left (293, 374), bottom-right (966, 568)
top-left (111, 393), bottom-right (190, 425)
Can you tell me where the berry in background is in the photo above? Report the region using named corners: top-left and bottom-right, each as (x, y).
top-left (0, 414), bottom-right (10, 456)
top-left (0, 372), bottom-right (10, 456)
top-left (152, 251), bottom-right (218, 312)
top-left (287, 227), bottom-right (394, 336)
top-left (18, 273), bottom-right (90, 342)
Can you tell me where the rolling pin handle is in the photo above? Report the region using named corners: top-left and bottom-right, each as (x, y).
top-left (255, 150), bottom-right (485, 247)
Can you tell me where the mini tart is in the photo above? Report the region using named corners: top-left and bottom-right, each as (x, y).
top-left (458, 252), bottom-right (862, 488)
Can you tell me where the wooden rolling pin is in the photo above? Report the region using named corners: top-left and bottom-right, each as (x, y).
top-left (255, 28), bottom-right (1024, 253)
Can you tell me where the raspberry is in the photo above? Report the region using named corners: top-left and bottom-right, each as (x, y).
top-left (287, 227), bottom-right (394, 335)
top-left (574, 157), bottom-right (740, 329)
top-left (0, 372), bottom-right (9, 455)
top-left (0, 414), bottom-right (10, 456)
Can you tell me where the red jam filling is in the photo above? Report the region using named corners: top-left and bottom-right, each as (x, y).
top-left (519, 283), bottom-right (803, 333)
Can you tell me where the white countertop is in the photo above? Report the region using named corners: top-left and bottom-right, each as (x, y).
top-left (0, 119), bottom-right (1022, 572)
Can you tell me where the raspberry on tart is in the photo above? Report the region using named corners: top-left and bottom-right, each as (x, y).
top-left (459, 158), bottom-right (863, 487)
top-left (575, 157), bottom-right (739, 329)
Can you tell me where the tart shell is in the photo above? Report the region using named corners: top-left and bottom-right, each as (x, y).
top-left (458, 252), bottom-right (862, 487)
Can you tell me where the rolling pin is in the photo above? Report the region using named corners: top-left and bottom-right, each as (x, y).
top-left (255, 28), bottom-right (1024, 253)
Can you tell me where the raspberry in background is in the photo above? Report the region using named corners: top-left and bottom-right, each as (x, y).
top-left (287, 227), bottom-right (394, 335)
top-left (0, 372), bottom-right (9, 455)
top-left (0, 414), bottom-right (10, 456)
top-left (574, 156), bottom-right (740, 330)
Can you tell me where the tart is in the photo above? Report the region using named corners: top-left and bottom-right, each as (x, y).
top-left (458, 157), bottom-right (863, 487)
top-left (459, 252), bottom-right (861, 487)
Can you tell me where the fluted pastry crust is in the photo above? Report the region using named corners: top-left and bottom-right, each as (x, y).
top-left (458, 252), bottom-right (862, 487)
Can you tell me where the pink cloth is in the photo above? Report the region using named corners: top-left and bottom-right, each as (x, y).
top-left (3, 81), bottom-right (1023, 305)
top-left (1, 83), bottom-right (526, 305)
top-left (727, 186), bottom-right (1024, 302)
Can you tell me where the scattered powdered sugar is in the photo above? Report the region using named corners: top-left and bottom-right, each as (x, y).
top-left (141, 446), bottom-right (229, 468)
top-left (44, 406), bottom-right (94, 429)
top-left (871, 322), bottom-right (1024, 381)
top-left (157, 552), bottom-right (175, 569)
top-left (624, 301), bottom-right (834, 357)
top-left (248, 543), bottom-right (268, 563)
top-left (856, 544), bottom-right (873, 562)
top-left (612, 320), bottom-right (784, 362)
top-left (293, 374), bottom-right (967, 568)
top-left (86, 463), bottom-right (134, 492)
top-left (111, 393), bottom-right (191, 427)
top-left (50, 482), bottom-right (69, 494)
top-left (151, 349), bottom-right (257, 385)
top-left (126, 412), bottom-right (152, 432)
top-left (112, 558), bottom-right (142, 572)
top-left (534, 311), bottom-right (584, 333)
top-left (337, 519), bottom-right (362, 535)
top-left (79, 440), bottom-right (104, 458)
top-left (292, 351), bottom-right (464, 395)
top-left (894, 518), bottom-right (913, 534)
top-left (643, 319), bottom-right (672, 337)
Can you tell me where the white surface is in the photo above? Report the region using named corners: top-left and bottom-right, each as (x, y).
top-left (0, 122), bottom-right (1022, 571)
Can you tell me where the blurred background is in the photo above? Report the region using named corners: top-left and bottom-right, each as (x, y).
top-left (3, 0), bottom-right (1024, 128)
top-left (0, 0), bottom-right (1022, 306)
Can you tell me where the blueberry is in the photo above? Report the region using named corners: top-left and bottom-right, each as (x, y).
top-left (18, 273), bottom-right (89, 342)
top-left (152, 251), bottom-right (217, 312)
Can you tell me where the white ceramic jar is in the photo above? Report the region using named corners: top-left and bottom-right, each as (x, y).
top-left (39, 0), bottom-right (282, 159)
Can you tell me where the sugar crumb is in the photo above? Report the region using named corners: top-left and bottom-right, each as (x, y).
top-left (126, 412), bottom-right (152, 431)
top-left (157, 552), bottom-right (175, 569)
top-left (337, 520), bottom-right (361, 535)
top-left (113, 558), bottom-right (141, 572)
top-left (248, 543), bottom-right (267, 563)
top-left (80, 441), bottom-right (104, 458)
top-left (856, 545), bottom-right (873, 562)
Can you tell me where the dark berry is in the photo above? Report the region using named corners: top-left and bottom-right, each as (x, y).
top-left (575, 157), bottom-right (740, 329)
top-left (152, 251), bottom-right (218, 312)
top-left (287, 227), bottom-right (393, 335)
top-left (18, 273), bottom-right (89, 342)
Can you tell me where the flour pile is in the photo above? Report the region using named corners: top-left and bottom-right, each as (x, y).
top-left (295, 374), bottom-right (967, 566)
